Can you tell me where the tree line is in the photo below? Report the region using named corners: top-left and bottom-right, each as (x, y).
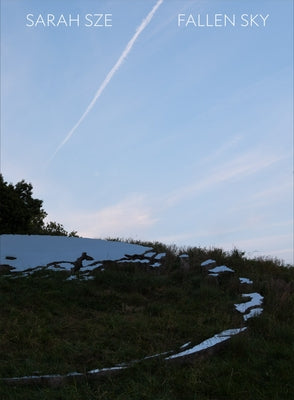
top-left (0, 174), bottom-right (77, 236)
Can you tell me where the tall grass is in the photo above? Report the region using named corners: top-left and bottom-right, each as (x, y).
top-left (0, 241), bottom-right (293, 399)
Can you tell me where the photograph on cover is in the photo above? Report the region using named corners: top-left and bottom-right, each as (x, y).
top-left (1, 0), bottom-right (294, 395)
top-left (1, 0), bottom-right (293, 264)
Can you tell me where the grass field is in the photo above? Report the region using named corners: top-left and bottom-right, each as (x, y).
top-left (0, 241), bottom-right (293, 399)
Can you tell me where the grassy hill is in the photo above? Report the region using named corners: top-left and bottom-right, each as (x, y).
top-left (0, 239), bottom-right (293, 399)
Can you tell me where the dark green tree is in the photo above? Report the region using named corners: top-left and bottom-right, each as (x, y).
top-left (42, 221), bottom-right (78, 237)
top-left (0, 174), bottom-right (77, 236)
top-left (0, 174), bottom-right (47, 234)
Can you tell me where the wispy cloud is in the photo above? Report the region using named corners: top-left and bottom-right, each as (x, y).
top-left (227, 180), bottom-right (293, 214)
top-left (202, 135), bottom-right (243, 163)
top-left (219, 233), bottom-right (293, 264)
top-left (48, 0), bottom-right (164, 163)
top-left (68, 194), bottom-right (158, 239)
top-left (166, 150), bottom-right (283, 206)
top-left (250, 181), bottom-right (293, 201)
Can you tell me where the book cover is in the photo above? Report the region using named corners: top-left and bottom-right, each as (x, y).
top-left (1, 1), bottom-right (294, 395)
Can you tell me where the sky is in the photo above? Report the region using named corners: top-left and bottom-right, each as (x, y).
top-left (1, 0), bottom-right (293, 264)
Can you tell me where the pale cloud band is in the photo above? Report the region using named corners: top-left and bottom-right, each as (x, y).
top-left (166, 150), bottom-right (283, 207)
top-left (68, 194), bottom-right (158, 239)
top-left (48, 0), bottom-right (164, 164)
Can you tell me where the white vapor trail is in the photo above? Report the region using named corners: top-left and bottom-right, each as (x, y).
top-left (48, 0), bottom-right (164, 163)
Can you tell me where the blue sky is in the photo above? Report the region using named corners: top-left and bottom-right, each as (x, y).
top-left (1, 0), bottom-right (293, 264)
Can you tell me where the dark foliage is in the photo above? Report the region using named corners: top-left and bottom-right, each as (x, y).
top-left (0, 175), bottom-right (77, 236)
top-left (0, 174), bottom-right (46, 234)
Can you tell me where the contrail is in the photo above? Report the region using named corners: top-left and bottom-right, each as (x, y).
top-left (48, 0), bottom-right (164, 163)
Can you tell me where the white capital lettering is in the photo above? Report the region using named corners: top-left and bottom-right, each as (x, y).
top-left (26, 14), bottom-right (34, 27)
top-left (56, 14), bottom-right (68, 27)
top-left (250, 14), bottom-right (259, 27)
top-left (35, 14), bottom-right (46, 27)
top-left (47, 14), bottom-right (55, 26)
top-left (260, 14), bottom-right (269, 26)
top-left (94, 14), bottom-right (104, 27)
top-left (187, 14), bottom-right (197, 27)
top-left (241, 14), bottom-right (249, 27)
top-left (177, 14), bottom-right (185, 27)
top-left (69, 14), bottom-right (80, 27)
top-left (105, 14), bottom-right (112, 27)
